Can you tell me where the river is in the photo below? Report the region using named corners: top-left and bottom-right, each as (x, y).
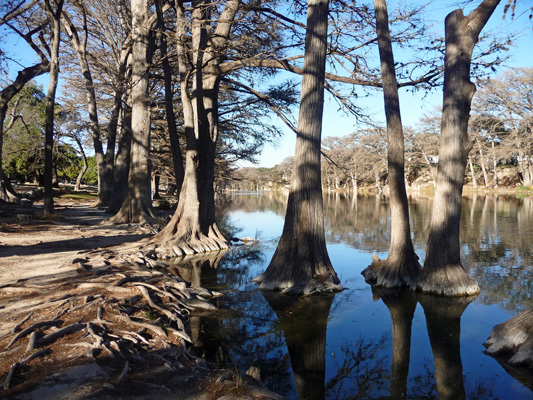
top-left (169, 191), bottom-right (533, 399)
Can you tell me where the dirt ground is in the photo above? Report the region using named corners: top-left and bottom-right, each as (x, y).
top-left (0, 195), bottom-right (282, 400)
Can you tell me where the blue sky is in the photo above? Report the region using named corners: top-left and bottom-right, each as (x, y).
top-left (2, 0), bottom-right (532, 168)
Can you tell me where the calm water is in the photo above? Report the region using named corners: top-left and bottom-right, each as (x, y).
top-left (170, 192), bottom-right (533, 399)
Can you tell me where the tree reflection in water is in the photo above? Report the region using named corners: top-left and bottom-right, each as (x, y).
top-left (372, 288), bottom-right (417, 400)
top-left (158, 193), bottom-right (533, 399)
top-left (418, 294), bottom-right (475, 400)
top-left (261, 292), bottom-right (334, 400)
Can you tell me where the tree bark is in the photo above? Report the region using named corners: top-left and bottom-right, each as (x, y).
top-left (42, 0), bottom-right (65, 216)
top-left (62, 6), bottom-right (107, 205)
top-left (416, 0), bottom-right (501, 296)
top-left (148, 0), bottom-right (235, 257)
top-left (107, 0), bottom-right (157, 224)
top-left (254, 0), bottom-right (341, 295)
top-left (107, 100), bottom-right (132, 215)
top-left (484, 309), bottom-right (533, 368)
top-left (361, 0), bottom-right (421, 289)
top-left (156, 0), bottom-right (184, 196)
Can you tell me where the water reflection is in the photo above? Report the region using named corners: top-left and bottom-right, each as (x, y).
top-left (418, 295), bottom-right (475, 400)
top-left (372, 288), bottom-right (417, 400)
top-left (166, 192), bottom-right (533, 399)
top-left (261, 292), bottom-right (335, 400)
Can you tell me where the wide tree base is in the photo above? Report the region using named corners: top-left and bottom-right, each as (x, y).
top-left (362, 253), bottom-right (421, 289)
top-left (0, 180), bottom-right (22, 204)
top-left (151, 225), bottom-right (230, 259)
top-left (415, 263), bottom-right (480, 296)
top-left (254, 274), bottom-right (344, 296)
top-left (484, 310), bottom-right (533, 368)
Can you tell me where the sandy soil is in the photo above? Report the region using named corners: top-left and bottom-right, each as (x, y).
top-left (0, 197), bottom-right (282, 400)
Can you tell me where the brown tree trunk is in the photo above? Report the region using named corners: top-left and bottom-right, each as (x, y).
top-left (362, 0), bottom-right (421, 289)
top-left (156, 0), bottom-right (184, 196)
top-left (62, 6), bottom-right (107, 205)
top-left (43, 0), bottom-right (65, 216)
top-left (0, 61), bottom-right (49, 203)
top-left (416, 0), bottom-right (500, 296)
top-left (107, 0), bottom-right (156, 224)
top-left (107, 101), bottom-right (132, 215)
top-left (254, 0), bottom-right (341, 295)
top-left (149, 0), bottom-right (234, 257)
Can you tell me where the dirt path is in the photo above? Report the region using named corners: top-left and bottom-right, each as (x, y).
top-left (0, 199), bottom-right (282, 400)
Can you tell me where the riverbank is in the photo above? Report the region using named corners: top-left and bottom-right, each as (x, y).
top-left (0, 197), bottom-right (283, 400)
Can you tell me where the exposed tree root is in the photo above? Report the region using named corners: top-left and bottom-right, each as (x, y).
top-left (362, 253), bottom-right (421, 289)
top-left (484, 309), bottom-right (533, 368)
top-left (415, 263), bottom-right (480, 296)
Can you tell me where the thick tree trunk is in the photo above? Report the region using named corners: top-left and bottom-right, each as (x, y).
top-left (416, 0), bottom-right (500, 296)
top-left (107, 0), bottom-right (157, 224)
top-left (484, 309), bottom-right (533, 368)
top-left (43, 0), bottom-right (65, 216)
top-left (255, 0), bottom-right (341, 295)
top-left (362, 0), bottom-right (421, 289)
top-left (419, 295), bottom-right (475, 400)
top-left (149, 0), bottom-right (233, 257)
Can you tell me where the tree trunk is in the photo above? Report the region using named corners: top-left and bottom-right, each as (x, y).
top-left (107, 101), bottom-right (132, 215)
top-left (361, 0), bottom-right (421, 289)
top-left (43, 0), bottom-right (65, 216)
top-left (491, 140), bottom-right (498, 188)
top-left (254, 0), bottom-right (341, 295)
top-left (477, 140), bottom-right (490, 187)
top-left (62, 6), bottom-right (107, 205)
top-left (149, 0), bottom-right (235, 257)
top-left (156, 0), bottom-right (185, 197)
top-left (107, 0), bottom-right (157, 224)
top-left (73, 134), bottom-right (88, 191)
top-left (468, 155), bottom-right (477, 188)
top-left (416, 0), bottom-right (500, 296)
top-left (0, 61), bottom-right (49, 203)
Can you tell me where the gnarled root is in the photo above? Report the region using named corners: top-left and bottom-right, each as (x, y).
top-left (151, 228), bottom-right (230, 260)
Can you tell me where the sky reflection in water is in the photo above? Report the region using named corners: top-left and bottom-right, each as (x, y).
top-left (176, 192), bottom-right (533, 400)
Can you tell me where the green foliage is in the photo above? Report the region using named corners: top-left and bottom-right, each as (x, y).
top-left (82, 157), bottom-right (98, 185)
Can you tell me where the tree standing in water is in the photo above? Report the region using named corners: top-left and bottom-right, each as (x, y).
top-left (362, 0), bottom-right (421, 288)
top-left (255, 0), bottom-right (341, 295)
top-left (416, 0), bottom-right (501, 296)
